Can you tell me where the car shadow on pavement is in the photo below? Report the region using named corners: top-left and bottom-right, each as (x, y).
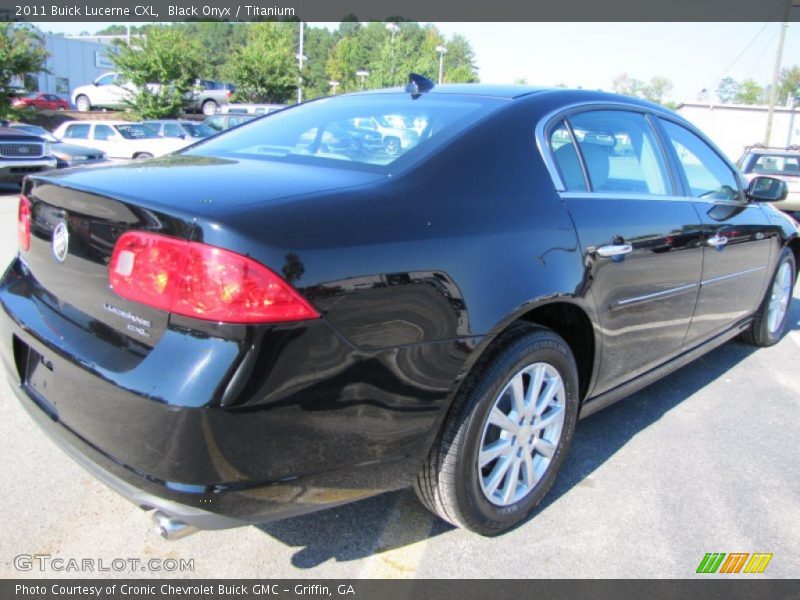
top-left (255, 296), bottom-right (799, 567)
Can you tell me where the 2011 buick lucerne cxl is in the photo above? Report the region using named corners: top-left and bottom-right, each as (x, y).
top-left (1, 77), bottom-right (797, 538)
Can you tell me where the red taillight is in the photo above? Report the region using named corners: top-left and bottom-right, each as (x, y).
top-left (18, 195), bottom-right (31, 251)
top-left (109, 232), bottom-right (319, 324)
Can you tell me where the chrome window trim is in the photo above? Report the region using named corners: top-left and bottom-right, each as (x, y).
top-left (535, 100), bottom-right (748, 204)
top-left (535, 100), bottom-right (677, 193)
top-left (561, 191), bottom-right (694, 204)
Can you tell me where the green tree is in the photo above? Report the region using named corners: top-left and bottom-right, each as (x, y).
top-left (224, 22), bottom-right (297, 103)
top-left (777, 65), bottom-right (800, 105)
top-left (734, 78), bottom-right (764, 105)
top-left (0, 24), bottom-right (48, 119)
top-left (302, 26), bottom-right (336, 100)
top-left (442, 34), bottom-right (479, 83)
top-left (111, 26), bottom-right (203, 119)
top-left (641, 76), bottom-right (673, 105)
top-left (716, 76), bottom-right (739, 103)
top-left (611, 73), bottom-right (645, 97)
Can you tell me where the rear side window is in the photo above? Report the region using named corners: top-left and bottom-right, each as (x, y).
top-left (64, 124), bottom-right (89, 139)
top-left (93, 125), bottom-right (114, 141)
top-left (164, 124), bottom-right (183, 138)
top-left (549, 120), bottom-right (587, 191)
top-left (659, 119), bottom-right (740, 201)
top-left (568, 110), bottom-right (671, 195)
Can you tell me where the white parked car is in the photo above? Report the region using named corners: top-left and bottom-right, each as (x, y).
top-left (71, 73), bottom-right (138, 112)
top-left (52, 121), bottom-right (190, 159)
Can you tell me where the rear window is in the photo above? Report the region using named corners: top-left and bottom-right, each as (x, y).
top-left (749, 154), bottom-right (800, 177)
top-left (187, 94), bottom-right (502, 169)
top-left (114, 124), bottom-right (157, 140)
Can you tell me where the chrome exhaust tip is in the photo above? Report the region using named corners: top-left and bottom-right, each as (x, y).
top-left (151, 510), bottom-right (199, 541)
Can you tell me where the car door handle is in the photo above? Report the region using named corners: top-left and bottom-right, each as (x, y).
top-left (707, 236), bottom-right (728, 247)
top-left (596, 244), bottom-right (633, 258)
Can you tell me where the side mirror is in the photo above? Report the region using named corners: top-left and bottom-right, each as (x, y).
top-left (747, 176), bottom-right (788, 203)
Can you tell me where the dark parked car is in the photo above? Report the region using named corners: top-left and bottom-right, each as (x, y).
top-left (9, 124), bottom-right (106, 168)
top-left (1, 79), bottom-right (797, 540)
top-left (203, 113), bottom-right (258, 132)
top-left (0, 126), bottom-right (56, 184)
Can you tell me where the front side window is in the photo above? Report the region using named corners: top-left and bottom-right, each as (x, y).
top-left (64, 124), bottom-right (90, 139)
top-left (95, 74), bottom-right (115, 86)
top-left (567, 110), bottom-right (671, 195)
top-left (660, 119), bottom-right (740, 201)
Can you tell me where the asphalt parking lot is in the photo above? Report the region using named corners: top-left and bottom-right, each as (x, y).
top-left (0, 184), bottom-right (797, 579)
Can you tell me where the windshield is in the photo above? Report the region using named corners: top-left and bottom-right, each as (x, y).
top-left (187, 94), bottom-right (501, 168)
top-left (114, 124), bottom-right (158, 140)
top-left (750, 154), bottom-right (800, 177)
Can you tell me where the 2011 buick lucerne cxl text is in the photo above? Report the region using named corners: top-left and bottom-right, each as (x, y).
top-left (1, 77), bottom-right (797, 539)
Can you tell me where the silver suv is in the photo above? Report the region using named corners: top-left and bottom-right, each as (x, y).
top-left (737, 145), bottom-right (800, 214)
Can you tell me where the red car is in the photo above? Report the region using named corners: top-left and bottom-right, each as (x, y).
top-left (12, 93), bottom-right (70, 111)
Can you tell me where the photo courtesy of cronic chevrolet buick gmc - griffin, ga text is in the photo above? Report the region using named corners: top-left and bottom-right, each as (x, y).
top-left (1, 77), bottom-right (797, 539)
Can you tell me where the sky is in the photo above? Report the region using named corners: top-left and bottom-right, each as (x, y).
top-left (31, 21), bottom-right (800, 103)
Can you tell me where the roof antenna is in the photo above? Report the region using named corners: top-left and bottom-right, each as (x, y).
top-left (406, 73), bottom-right (435, 98)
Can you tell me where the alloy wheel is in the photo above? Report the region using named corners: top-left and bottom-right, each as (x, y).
top-left (767, 261), bottom-right (793, 335)
top-left (478, 362), bottom-right (566, 507)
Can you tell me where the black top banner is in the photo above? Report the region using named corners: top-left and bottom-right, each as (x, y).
top-left (0, 0), bottom-right (799, 22)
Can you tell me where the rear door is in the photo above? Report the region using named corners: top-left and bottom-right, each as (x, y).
top-left (656, 118), bottom-right (773, 343)
top-left (548, 108), bottom-right (705, 395)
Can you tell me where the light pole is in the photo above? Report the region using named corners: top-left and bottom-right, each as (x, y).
top-left (296, 21), bottom-right (305, 104)
top-left (436, 45), bottom-right (447, 85)
top-left (356, 68), bottom-right (370, 89)
top-left (328, 80), bottom-right (340, 95)
top-left (386, 22), bottom-right (399, 82)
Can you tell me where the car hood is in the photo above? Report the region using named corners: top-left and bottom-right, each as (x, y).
top-left (53, 142), bottom-right (104, 156)
top-left (30, 154), bottom-right (387, 219)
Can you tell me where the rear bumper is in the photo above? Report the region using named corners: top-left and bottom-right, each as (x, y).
top-left (0, 257), bottom-right (467, 529)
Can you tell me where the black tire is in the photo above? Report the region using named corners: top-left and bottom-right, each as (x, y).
top-left (414, 324), bottom-right (580, 535)
top-left (740, 247), bottom-right (796, 347)
top-left (75, 95), bottom-right (91, 112)
top-left (202, 100), bottom-right (218, 116)
top-left (134, 153), bottom-right (154, 159)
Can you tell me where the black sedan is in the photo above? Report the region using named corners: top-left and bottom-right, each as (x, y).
top-left (0, 78), bottom-right (797, 538)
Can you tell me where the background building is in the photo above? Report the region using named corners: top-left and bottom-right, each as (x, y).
top-left (677, 102), bottom-right (799, 160)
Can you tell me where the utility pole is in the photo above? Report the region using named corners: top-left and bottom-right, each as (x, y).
top-left (764, 1), bottom-right (792, 145)
top-left (297, 21), bottom-right (305, 104)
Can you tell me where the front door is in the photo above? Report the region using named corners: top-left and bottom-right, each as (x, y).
top-left (656, 118), bottom-right (773, 343)
top-left (549, 109), bottom-right (705, 396)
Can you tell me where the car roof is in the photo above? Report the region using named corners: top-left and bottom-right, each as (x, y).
top-left (746, 147), bottom-right (800, 155)
top-left (60, 121), bottom-right (139, 126)
top-left (360, 83), bottom-right (548, 99)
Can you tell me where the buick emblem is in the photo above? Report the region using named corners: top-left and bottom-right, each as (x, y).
top-left (19, 146), bottom-right (29, 154)
top-left (52, 222), bottom-right (69, 263)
